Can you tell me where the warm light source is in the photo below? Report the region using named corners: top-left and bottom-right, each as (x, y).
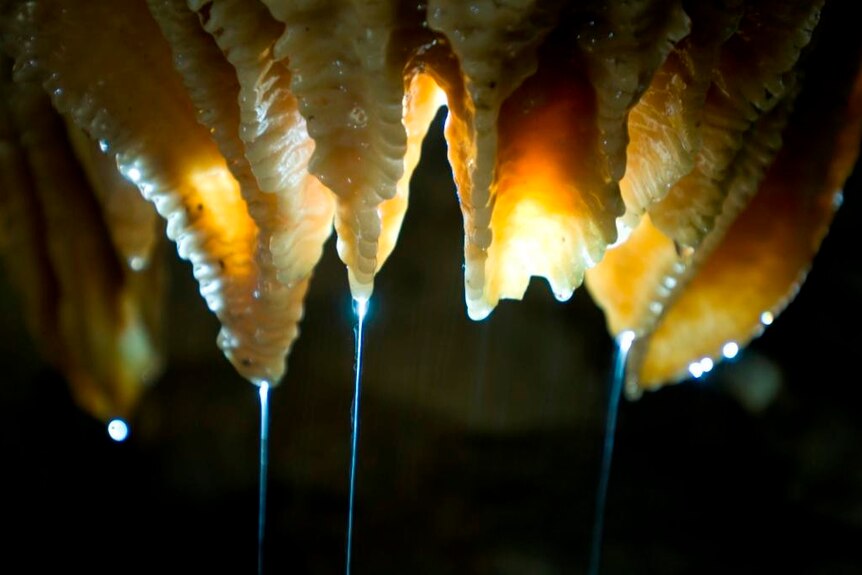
top-left (186, 164), bottom-right (256, 248)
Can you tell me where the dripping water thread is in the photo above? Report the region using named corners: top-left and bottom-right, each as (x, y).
top-left (258, 382), bottom-right (271, 575)
top-left (346, 298), bottom-right (368, 575)
top-left (588, 331), bottom-right (635, 575)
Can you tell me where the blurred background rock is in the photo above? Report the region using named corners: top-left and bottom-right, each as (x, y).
top-left (1, 111), bottom-right (861, 574)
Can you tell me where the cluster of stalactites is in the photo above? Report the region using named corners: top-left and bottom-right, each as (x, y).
top-left (1, 0), bottom-right (861, 418)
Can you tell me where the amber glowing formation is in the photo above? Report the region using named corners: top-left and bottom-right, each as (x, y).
top-left (0, 0), bottom-right (860, 418)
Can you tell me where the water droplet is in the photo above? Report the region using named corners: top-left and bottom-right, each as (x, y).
top-left (722, 342), bottom-right (739, 359)
top-left (833, 191), bottom-right (844, 210)
top-left (348, 105), bottom-right (367, 128)
top-left (554, 288), bottom-right (574, 302)
top-left (107, 418), bottom-right (129, 442)
top-left (129, 256), bottom-right (146, 271)
top-left (98, 139), bottom-right (109, 153)
top-left (617, 330), bottom-right (635, 353)
top-left (760, 311), bottom-right (774, 326)
top-left (125, 166), bottom-right (142, 183)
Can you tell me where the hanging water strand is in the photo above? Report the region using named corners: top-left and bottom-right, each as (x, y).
top-left (345, 298), bottom-right (368, 575)
top-left (257, 382), bottom-right (271, 575)
top-left (588, 330), bottom-right (636, 575)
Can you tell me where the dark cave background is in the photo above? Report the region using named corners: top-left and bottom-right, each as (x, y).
top-left (1, 106), bottom-right (861, 575)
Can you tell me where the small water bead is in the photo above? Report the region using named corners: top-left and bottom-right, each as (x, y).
top-left (833, 191), bottom-right (844, 210)
top-left (722, 342), bottom-right (739, 359)
top-left (129, 256), bottom-right (146, 271)
top-left (689, 355), bottom-right (717, 379)
top-left (618, 330), bottom-right (636, 353)
top-left (107, 418), bottom-right (129, 442)
top-left (124, 166), bottom-right (142, 183)
top-left (553, 287), bottom-right (574, 302)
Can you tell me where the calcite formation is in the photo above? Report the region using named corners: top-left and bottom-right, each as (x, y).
top-left (0, 0), bottom-right (860, 418)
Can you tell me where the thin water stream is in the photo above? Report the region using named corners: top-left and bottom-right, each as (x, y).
top-left (588, 330), bottom-right (635, 575)
top-left (345, 298), bottom-right (368, 575)
top-left (257, 382), bottom-right (271, 575)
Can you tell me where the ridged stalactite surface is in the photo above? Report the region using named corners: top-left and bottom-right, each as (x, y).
top-left (2, 0), bottom-right (278, 388)
top-left (0, 69), bottom-right (163, 421)
top-left (147, 0), bottom-right (333, 385)
top-left (264, 0), bottom-right (408, 299)
top-left (617, 0), bottom-right (745, 233)
top-left (648, 0), bottom-right (823, 249)
top-left (65, 123), bottom-right (161, 271)
top-left (1, 0), bottom-right (861, 418)
top-left (589, 0), bottom-right (862, 387)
